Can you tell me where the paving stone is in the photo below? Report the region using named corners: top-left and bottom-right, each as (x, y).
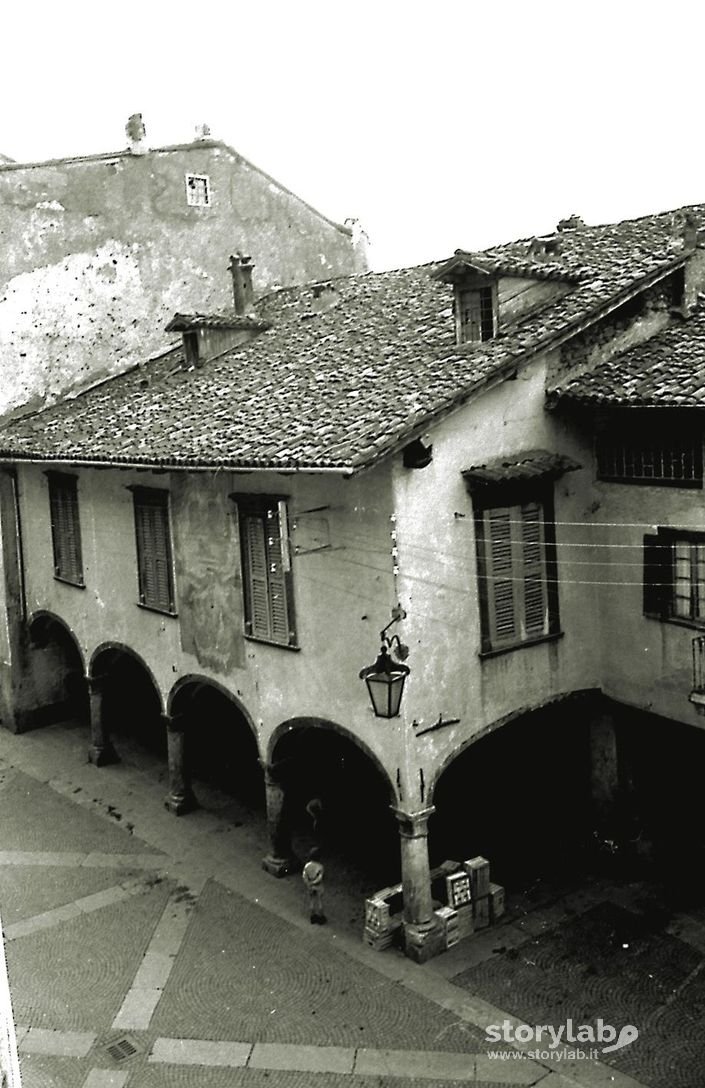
top-left (111, 987), bottom-right (163, 1031)
top-left (475, 1053), bottom-right (549, 1083)
top-left (0, 866), bottom-right (142, 926)
top-left (355, 1047), bottom-right (473, 1080)
top-left (250, 1042), bottom-right (355, 1073)
top-left (21, 1027), bottom-right (95, 1056)
top-left (17, 1052), bottom-right (93, 1088)
top-left (149, 1037), bottom-right (251, 1066)
top-left (82, 1070), bottom-right (130, 1087)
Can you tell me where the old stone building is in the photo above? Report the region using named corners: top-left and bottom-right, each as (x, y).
top-left (0, 115), bottom-right (366, 417)
top-left (0, 204), bottom-right (704, 960)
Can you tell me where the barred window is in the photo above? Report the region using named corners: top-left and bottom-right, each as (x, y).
top-left (132, 488), bottom-right (176, 614)
top-left (597, 428), bottom-right (702, 487)
top-left (47, 473), bottom-right (84, 586)
top-left (236, 496), bottom-right (297, 648)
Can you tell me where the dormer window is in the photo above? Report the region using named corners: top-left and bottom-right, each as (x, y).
top-left (185, 174), bottom-right (210, 207)
top-left (457, 283), bottom-right (497, 344)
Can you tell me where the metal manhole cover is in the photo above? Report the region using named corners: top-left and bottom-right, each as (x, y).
top-left (105, 1036), bottom-right (140, 1063)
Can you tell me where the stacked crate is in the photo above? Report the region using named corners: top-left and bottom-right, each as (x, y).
top-left (363, 885), bottom-right (403, 950)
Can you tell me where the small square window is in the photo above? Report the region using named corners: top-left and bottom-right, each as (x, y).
top-left (185, 174), bottom-right (210, 207)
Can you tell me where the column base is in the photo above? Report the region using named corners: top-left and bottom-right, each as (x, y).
top-left (403, 918), bottom-right (444, 963)
top-left (262, 854), bottom-right (300, 878)
top-left (164, 789), bottom-right (198, 816)
top-left (88, 743), bottom-right (120, 767)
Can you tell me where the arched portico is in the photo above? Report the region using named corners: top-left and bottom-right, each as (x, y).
top-left (429, 693), bottom-right (598, 891)
top-left (264, 716), bottom-right (398, 884)
top-left (88, 643), bottom-right (165, 767)
top-left (165, 675), bottom-right (262, 816)
top-left (25, 610), bottom-right (88, 728)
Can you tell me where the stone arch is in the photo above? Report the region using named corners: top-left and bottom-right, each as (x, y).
top-left (90, 641), bottom-right (166, 759)
top-left (427, 691), bottom-right (598, 888)
top-left (167, 675), bottom-right (263, 806)
top-left (427, 689), bottom-right (599, 805)
top-left (25, 609), bottom-right (88, 727)
top-left (269, 717), bottom-right (398, 883)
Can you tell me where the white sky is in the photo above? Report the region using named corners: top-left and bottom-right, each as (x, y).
top-left (4, 1), bottom-right (704, 271)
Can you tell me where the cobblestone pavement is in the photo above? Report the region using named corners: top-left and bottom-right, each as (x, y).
top-left (0, 719), bottom-right (655, 1088)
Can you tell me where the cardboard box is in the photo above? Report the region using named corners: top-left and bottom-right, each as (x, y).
top-left (488, 882), bottom-right (505, 922)
top-left (464, 856), bottom-right (491, 900)
top-left (473, 895), bottom-right (490, 929)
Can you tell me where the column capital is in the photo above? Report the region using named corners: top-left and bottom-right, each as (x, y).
top-left (162, 711), bottom-right (186, 733)
top-left (392, 805), bottom-right (435, 838)
top-left (86, 673), bottom-right (107, 696)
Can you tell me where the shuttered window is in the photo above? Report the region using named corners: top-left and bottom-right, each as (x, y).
top-left (47, 473), bottom-right (84, 586)
top-left (476, 498), bottom-right (559, 653)
top-left (132, 488), bottom-right (176, 614)
top-left (237, 497), bottom-right (297, 647)
top-left (644, 530), bottom-right (705, 624)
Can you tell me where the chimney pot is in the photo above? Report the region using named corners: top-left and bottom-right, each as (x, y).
top-left (229, 254), bottom-right (255, 316)
top-left (126, 113), bottom-right (148, 155)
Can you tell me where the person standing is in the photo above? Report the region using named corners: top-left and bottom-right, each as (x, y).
top-left (302, 848), bottom-right (326, 924)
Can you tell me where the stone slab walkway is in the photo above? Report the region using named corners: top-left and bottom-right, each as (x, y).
top-left (0, 720), bottom-right (651, 1088)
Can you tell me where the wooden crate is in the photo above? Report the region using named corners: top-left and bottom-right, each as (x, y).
top-left (473, 895), bottom-right (490, 929)
top-left (463, 856), bottom-right (491, 900)
top-left (489, 882), bottom-right (505, 922)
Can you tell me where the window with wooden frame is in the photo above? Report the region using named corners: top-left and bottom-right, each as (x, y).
top-left (185, 173), bottom-right (210, 207)
top-left (47, 472), bottom-right (84, 586)
top-left (457, 283), bottom-right (497, 344)
top-left (644, 529), bottom-right (705, 625)
top-left (235, 496), bottom-right (297, 647)
top-left (474, 489), bottom-right (560, 654)
top-left (132, 487), bottom-right (176, 614)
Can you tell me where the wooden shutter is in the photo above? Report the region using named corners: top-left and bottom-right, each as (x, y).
top-left (643, 533), bottom-right (670, 618)
top-left (487, 507), bottom-right (516, 643)
top-left (239, 499), bottom-right (296, 646)
top-left (134, 490), bottom-right (175, 612)
top-left (48, 474), bottom-right (83, 585)
top-left (521, 502), bottom-right (547, 635)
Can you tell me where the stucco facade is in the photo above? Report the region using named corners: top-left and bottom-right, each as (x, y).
top-left (0, 136), bottom-right (366, 416)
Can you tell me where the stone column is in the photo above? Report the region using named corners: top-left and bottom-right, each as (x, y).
top-left (393, 805), bottom-right (439, 963)
top-left (590, 710), bottom-right (621, 829)
top-left (87, 674), bottom-right (119, 766)
top-left (164, 713), bottom-right (197, 815)
top-left (261, 762), bottom-right (298, 877)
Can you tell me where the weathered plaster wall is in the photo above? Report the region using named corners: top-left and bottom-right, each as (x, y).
top-left (16, 461), bottom-right (405, 775)
top-left (499, 276), bottom-right (571, 325)
top-left (0, 143), bottom-right (365, 416)
top-left (589, 474), bottom-right (705, 730)
top-left (390, 352), bottom-right (600, 796)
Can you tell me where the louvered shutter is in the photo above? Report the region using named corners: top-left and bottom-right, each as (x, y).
top-left (243, 514), bottom-right (272, 639)
top-left (521, 502), bottom-right (547, 636)
top-left (487, 507), bottom-right (516, 643)
top-left (238, 498), bottom-right (297, 646)
top-left (643, 533), bottom-right (670, 618)
top-left (265, 509), bottom-right (292, 644)
top-left (48, 474), bottom-right (84, 585)
top-left (134, 491), bottom-right (175, 612)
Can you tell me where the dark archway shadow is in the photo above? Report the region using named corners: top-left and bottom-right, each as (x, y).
top-left (170, 679), bottom-right (264, 813)
top-left (430, 699), bottom-right (593, 896)
top-left (27, 611), bottom-right (88, 728)
top-left (91, 645), bottom-right (165, 760)
top-left (272, 721), bottom-right (399, 888)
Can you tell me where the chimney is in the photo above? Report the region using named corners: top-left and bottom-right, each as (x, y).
top-left (683, 211), bottom-right (698, 252)
top-left (125, 113), bottom-right (148, 155)
top-left (194, 122), bottom-right (211, 141)
top-left (228, 255), bottom-right (255, 316)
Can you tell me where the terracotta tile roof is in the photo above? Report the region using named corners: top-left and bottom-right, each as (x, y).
top-left (552, 305), bottom-right (705, 408)
top-left (0, 204), bottom-right (702, 473)
top-left (463, 450), bottom-right (582, 486)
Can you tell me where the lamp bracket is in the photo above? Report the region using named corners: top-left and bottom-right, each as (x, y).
top-left (414, 715), bottom-right (461, 738)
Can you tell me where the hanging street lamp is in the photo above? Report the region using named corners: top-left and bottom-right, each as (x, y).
top-left (359, 611), bottom-right (410, 719)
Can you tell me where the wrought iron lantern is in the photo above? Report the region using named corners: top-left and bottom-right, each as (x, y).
top-left (359, 609), bottom-right (410, 718)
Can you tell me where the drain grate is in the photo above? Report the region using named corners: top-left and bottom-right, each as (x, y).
top-left (105, 1037), bottom-right (139, 1063)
